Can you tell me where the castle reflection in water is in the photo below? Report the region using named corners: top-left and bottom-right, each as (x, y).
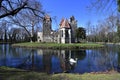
top-left (36, 49), bottom-right (82, 73)
top-left (0, 44), bottom-right (120, 74)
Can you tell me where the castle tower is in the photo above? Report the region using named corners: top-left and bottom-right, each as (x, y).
top-left (42, 15), bottom-right (52, 42)
top-left (58, 18), bottom-right (72, 43)
top-left (43, 15), bottom-right (52, 36)
top-left (69, 16), bottom-right (77, 43)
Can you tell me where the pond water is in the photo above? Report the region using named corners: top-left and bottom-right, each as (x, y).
top-left (0, 44), bottom-right (120, 74)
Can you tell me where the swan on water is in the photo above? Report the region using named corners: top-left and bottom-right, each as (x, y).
top-left (69, 58), bottom-right (77, 65)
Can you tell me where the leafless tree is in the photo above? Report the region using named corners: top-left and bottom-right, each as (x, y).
top-left (8, 27), bottom-right (28, 42)
top-left (0, 0), bottom-right (44, 19)
top-left (86, 21), bottom-right (95, 42)
top-left (86, 0), bottom-right (120, 42)
top-left (98, 15), bottom-right (117, 42)
top-left (8, 9), bottom-right (42, 42)
top-left (0, 25), bottom-right (4, 41)
top-left (0, 20), bottom-right (8, 42)
top-left (0, 0), bottom-right (45, 43)
top-left (88, 0), bottom-right (117, 13)
top-left (86, 13), bottom-right (118, 42)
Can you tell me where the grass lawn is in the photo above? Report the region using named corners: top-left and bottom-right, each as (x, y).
top-left (0, 66), bottom-right (120, 80)
top-left (12, 42), bottom-right (104, 49)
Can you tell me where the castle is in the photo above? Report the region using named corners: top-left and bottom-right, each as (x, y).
top-left (37, 15), bottom-right (77, 43)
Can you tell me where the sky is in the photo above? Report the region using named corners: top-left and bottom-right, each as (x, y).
top-left (41, 0), bottom-right (117, 30)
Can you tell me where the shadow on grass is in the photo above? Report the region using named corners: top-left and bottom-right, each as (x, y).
top-left (0, 66), bottom-right (71, 80)
top-left (0, 66), bottom-right (67, 80)
top-left (0, 69), bottom-right (70, 80)
top-left (1, 66), bottom-right (120, 80)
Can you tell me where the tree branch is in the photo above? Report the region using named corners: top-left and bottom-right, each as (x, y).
top-left (0, 2), bottom-right (27, 18)
top-left (24, 6), bottom-right (45, 19)
top-left (0, 0), bottom-right (3, 7)
top-left (7, 0), bottom-right (14, 10)
top-left (10, 17), bottom-right (31, 37)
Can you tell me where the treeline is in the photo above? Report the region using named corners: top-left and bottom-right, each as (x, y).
top-left (86, 14), bottom-right (120, 43)
top-left (0, 26), bottom-right (38, 43)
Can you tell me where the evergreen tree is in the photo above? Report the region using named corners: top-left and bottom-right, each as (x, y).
top-left (75, 27), bottom-right (86, 42)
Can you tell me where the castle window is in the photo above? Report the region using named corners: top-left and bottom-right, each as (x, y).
top-left (65, 30), bottom-right (69, 38)
top-left (61, 30), bottom-right (63, 37)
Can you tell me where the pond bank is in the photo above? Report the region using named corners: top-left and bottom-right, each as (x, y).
top-left (12, 42), bottom-right (104, 49)
top-left (0, 66), bottom-right (120, 80)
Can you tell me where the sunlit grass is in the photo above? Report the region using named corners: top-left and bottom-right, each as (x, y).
top-left (12, 42), bottom-right (104, 49)
top-left (52, 73), bottom-right (120, 80)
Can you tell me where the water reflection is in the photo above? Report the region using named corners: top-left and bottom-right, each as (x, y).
top-left (0, 44), bottom-right (120, 74)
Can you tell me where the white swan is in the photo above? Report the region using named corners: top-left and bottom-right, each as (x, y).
top-left (69, 58), bottom-right (77, 65)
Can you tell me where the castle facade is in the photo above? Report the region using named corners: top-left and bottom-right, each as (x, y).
top-left (37, 15), bottom-right (77, 44)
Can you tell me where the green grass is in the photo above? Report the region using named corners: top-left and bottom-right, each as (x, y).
top-left (0, 66), bottom-right (120, 80)
top-left (12, 42), bottom-right (104, 49)
top-left (52, 73), bottom-right (120, 80)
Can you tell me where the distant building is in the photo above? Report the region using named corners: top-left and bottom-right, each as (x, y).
top-left (37, 15), bottom-right (77, 43)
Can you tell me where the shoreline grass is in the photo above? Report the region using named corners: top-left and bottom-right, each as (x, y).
top-left (0, 66), bottom-right (120, 80)
top-left (12, 42), bottom-right (104, 49)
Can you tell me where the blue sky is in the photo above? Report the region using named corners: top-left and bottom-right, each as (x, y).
top-left (41, 0), bottom-right (117, 30)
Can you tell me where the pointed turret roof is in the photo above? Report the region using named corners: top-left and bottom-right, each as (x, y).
top-left (60, 18), bottom-right (70, 28)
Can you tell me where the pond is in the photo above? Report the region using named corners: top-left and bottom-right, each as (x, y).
top-left (0, 44), bottom-right (120, 74)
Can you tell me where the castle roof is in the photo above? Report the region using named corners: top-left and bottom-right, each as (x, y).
top-left (60, 18), bottom-right (71, 28)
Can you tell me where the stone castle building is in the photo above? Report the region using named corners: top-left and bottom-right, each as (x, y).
top-left (37, 15), bottom-right (77, 43)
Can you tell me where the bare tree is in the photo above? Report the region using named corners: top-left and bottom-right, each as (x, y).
top-left (0, 20), bottom-right (8, 42)
top-left (87, 0), bottom-right (120, 43)
top-left (88, 0), bottom-right (117, 13)
top-left (0, 0), bottom-right (45, 43)
top-left (86, 13), bottom-right (118, 42)
top-left (0, 24), bottom-right (4, 41)
top-left (86, 21), bottom-right (95, 42)
top-left (8, 27), bottom-right (28, 42)
top-left (8, 9), bottom-right (42, 42)
top-left (0, 0), bottom-right (44, 19)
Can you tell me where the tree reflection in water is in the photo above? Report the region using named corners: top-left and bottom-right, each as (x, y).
top-left (0, 44), bottom-right (120, 74)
